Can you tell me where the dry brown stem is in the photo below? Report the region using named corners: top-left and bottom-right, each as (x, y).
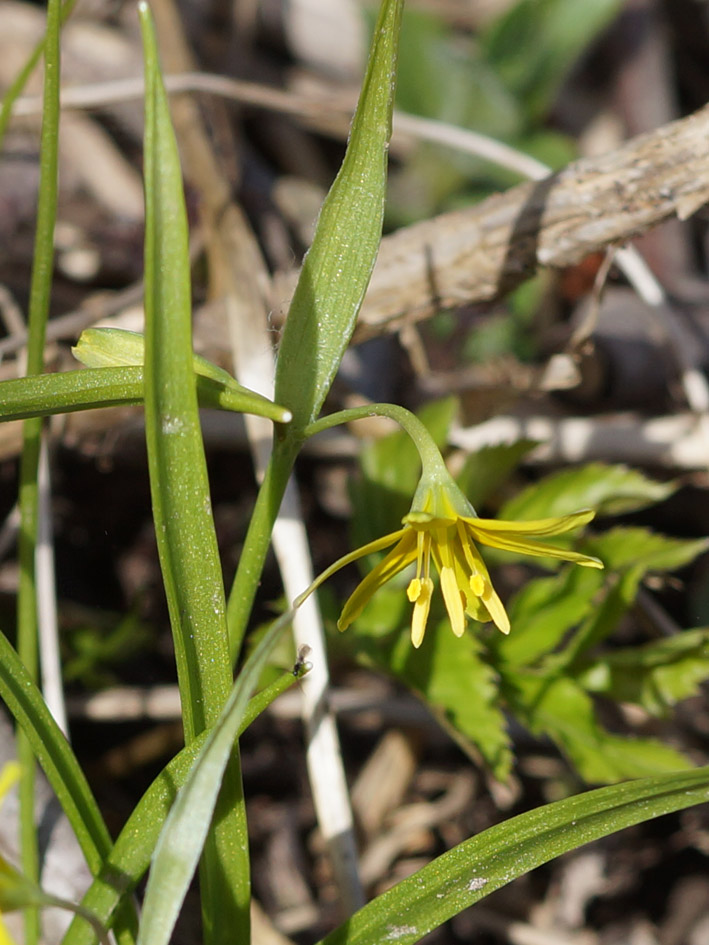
top-left (274, 103), bottom-right (709, 342)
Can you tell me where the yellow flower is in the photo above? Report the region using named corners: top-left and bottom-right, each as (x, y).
top-left (300, 477), bottom-right (603, 648)
top-left (0, 764), bottom-right (20, 945)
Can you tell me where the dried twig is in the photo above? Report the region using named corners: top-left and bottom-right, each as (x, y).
top-left (346, 103), bottom-right (709, 340)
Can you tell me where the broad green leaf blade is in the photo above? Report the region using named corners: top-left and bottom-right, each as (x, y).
top-left (577, 627), bottom-right (709, 716)
top-left (318, 764), bottom-right (709, 945)
top-left (495, 565), bottom-right (605, 668)
top-left (139, 6), bottom-right (247, 942)
top-left (135, 612), bottom-right (291, 945)
top-left (502, 671), bottom-right (688, 782)
top-left (274, 0), bottom-right (404, 433)
top-left (585, 527), bottom-right (709, 573)
top-left (64, 665), bottom-right (307, 945)
top-left (499, 464), bottom-right (676, 520)
top-left (73, 328), bottom-right (291, 424)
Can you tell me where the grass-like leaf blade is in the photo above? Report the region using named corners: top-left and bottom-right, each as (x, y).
top-left (319, 765), bottom-right (709, 945)
top-left (139, 5), bottom-right (248, 942)
top-left (273, 0), bottom-right (404, 434)
top-left (135, 611), bottom-right (292, 945)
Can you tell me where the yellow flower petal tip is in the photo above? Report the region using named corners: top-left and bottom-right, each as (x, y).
top-left (306, 469), bottom-right (601, 647)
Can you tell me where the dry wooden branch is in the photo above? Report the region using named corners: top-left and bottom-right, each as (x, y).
top-left (275, 104), bottom-right (709, 342)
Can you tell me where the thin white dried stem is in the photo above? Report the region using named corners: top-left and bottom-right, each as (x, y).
top-left (37, 433), bottom-right (68, 736)
top-left (225, 298), bottom-right (365, 915)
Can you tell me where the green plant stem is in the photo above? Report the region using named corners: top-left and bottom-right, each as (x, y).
top-left (227, 403), bottom-right (436, 662)
top-left (226, 435), bottom-right (298, 661)
top-left (305, 403), bottom-right (445, 471)
top-left (0, 0), bottom-right (78, 148)
top-left (17, 2), bottom-right (62, 942)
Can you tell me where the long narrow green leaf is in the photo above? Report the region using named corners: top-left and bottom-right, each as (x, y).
top-left (319, 766), bottom-right (709, 945)
top-left (135, 611), bottom-right (292, 945)
top-left (228, 0), bottom-right (405, 653)
top-left (64, 664), bottom-right (307, 945)
top-left (273, 0), bottom-right (404, 435)
top-left (139, 5), bottom-right (249, 942)
top-left (0, 633), bottom-right (126, 901)
top-left (73, 328), bottom-right (291, 423)
top-left (141, 0), bottom-right (232, 739)
top-left (0, 367), bottom-right (291, 423)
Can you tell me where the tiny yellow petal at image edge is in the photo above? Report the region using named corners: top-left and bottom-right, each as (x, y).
top-left (0, 916), bottom-right (15, 945)
top-left (0, 764), bottom-right (20, 945)
top-left (297, 496), bottom-right (602, 649)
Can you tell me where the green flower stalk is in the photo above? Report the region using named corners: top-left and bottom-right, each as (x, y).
top-left (300, 406), bottom-right (603, 647)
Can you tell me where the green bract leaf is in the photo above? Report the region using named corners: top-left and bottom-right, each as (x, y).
top-left (499, 464), bottom-right (676, 520)
top-left (274, 0), bottom-right (404, 433)
top-left (318, 765), bottom-right (709, 945)
top-left (0, 367), bottom-right (289, 424)
top-left (73, 328), bottom-right (291, 424)
top-left (577, 627), bottom-right (709, 716)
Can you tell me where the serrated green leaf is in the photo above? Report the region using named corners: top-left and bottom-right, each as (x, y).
top-left (456, 439), bottom-right (538, 509)
top-left (562, 567), bottom-right (642, 666)
top-left (577, 627), bottom-right (709, 716)
top-left (319, 765), bottom-right (709, 945)
top-left (585, 527), bottom-right (709, 573)
top-left (499, 464), bottom-right (676, 521)
top-left (346, 604), bottom-right (512, 780)
top-left (502, 671), bottom-right (689, 782)
top-left (494, 565), bottom-right (605, 668)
